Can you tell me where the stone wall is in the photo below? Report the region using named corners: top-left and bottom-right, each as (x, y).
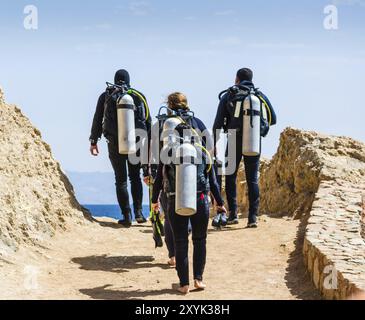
top-left (303, 180), bottom-right (365, 299)
top-left (237, 127), bottom-right (365, 299)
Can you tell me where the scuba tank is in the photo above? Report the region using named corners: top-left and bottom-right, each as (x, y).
top-left (157, 106), bottom-right (195, 147)
top-left (117, 94), bottom-right (137, 155)
top-left (156, 106), bottom-right (183, 165)
top-left (220, 84), bottom-right (273, 155)
top-left (162, 117), bottom-right (183, 147)
top-left (242, 93), bottom-right (261, 156)
top-left (157, 106), bottom-right (211, 216)
top-left (175, 137), bottom-right (197, 216)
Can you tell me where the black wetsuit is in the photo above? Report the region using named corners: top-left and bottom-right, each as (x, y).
top-left (152, 156), bottom-right (223, 287)
top-left (150, 114), bottom-right (213, 259)
top-left (90, 87), bottom-right (151, 220)
top-left (213, 80), bottom-right (276, 223)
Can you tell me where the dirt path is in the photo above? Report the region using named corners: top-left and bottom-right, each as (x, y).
top-left (0, 215), bottom-right (320, 300)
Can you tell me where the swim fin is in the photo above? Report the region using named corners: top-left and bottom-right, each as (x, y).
top-left (220, 213), bottom-right (228, 227)
top-left (151, 210), bottom-right (164, 248)
top-left (212, 214), bottom-right (221, 229)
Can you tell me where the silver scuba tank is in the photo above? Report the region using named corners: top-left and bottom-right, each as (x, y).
top-left (175, 138), bottom-right (197, 216)
top-left (242, 94), bottom-right (261, 156)
top-left (117, 94), bottom-right (137, 155)
top-left (160, 117), bottom-right (183, 164)
top-left (162, 117), bottom-right (183, 147)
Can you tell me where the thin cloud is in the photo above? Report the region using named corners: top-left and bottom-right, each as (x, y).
top-left (75, 43), bottom-right (106, 54)
top-left (164, 48), bottom-right (217, 57)
top-left (210, 36), bottom-right (242, 46)
top-left (246, 42), bottom-right (306, 49)
top-left (214, 9), bottom-right (235, 16)
top-left (82, 24), bottom-right (112, 31)
top-left (129, 1), bottom-right (150, 16)
top-left (95, 23), bottom-right (112, 30)
top-left (289, 54), bottom-right (365, 65)
top-left (184, 16), bottom-right (197, 21)
top-left (332, 0), bottom-right (365, 6)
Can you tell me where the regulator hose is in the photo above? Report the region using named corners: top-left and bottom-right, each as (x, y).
top-left (195, 143), bottom-right (213, 173)
top-left (128, 89), bottom-right (150, 121)
top-left (257, 95), bottom-right (272, 125)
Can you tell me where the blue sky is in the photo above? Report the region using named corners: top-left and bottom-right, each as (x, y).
top-left (1, 0), bottom-right (365, 173)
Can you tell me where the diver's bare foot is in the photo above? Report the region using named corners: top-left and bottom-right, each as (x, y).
top-left (194, 280), bottom-right (206, 290)
top-left (168, 257), bottom-right (176, 267)
top-left (177, 285), bottom-right (190, 295)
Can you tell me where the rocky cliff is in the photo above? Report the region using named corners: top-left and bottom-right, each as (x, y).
top-left (237, 128), bottom-right (365, 218)
top-left (0, 88), bottom-right (90, 258)
top-left (361, 192), bottom-right (365, 239)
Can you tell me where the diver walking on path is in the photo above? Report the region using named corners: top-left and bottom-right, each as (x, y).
top-left (213, 68), bottom-right (276, 228)
top-left (148, 93), bottom-right (214, 267)
top-left (151, 93), bottom-right (226, 294)
top-left (89, 69), bottom-right (151, 227)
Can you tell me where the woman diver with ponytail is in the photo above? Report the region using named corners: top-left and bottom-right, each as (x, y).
top-left (151, 93), bottom-right (226, 294)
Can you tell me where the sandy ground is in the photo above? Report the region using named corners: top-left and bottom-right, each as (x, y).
top-left (0, 215), bottom-right (320, 300)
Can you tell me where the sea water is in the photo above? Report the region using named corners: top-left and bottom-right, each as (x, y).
top-left (83, 204), bottom-right (150, 221)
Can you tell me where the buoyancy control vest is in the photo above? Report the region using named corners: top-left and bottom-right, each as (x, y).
top-left (150, 107), bottom-right (206, 180)
top-left (156, 106), bottom-right (196, 147)
top-left (157, 108), bottom-right (212, 215)
top-left (162, 149), bottom-right (210, 198)
top-left (218, 84), bottom-right (274, 138)
top-left (102, 82), bottom-right (150, 146)
top-left (156, 107), bottom-right (201, 163)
